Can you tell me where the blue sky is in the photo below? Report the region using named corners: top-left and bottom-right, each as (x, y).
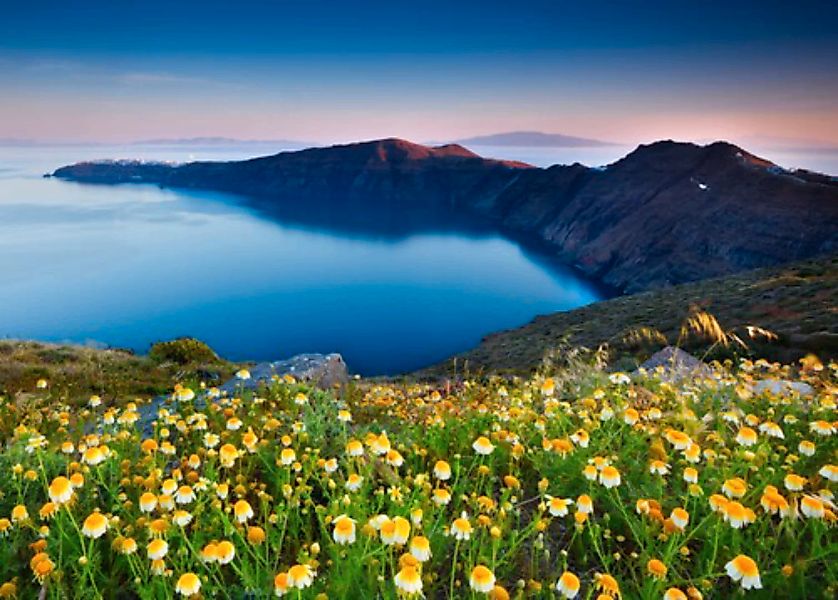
top-left (1, 0), bottom-right (836, 144)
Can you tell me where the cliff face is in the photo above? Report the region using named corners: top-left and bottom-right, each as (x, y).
top-left (52, 138), bottom-right (838, 293)
top-left (487, 141), bottom-right (838, 291)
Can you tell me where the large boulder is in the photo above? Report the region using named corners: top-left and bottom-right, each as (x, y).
top-left (635, 346), bottom-right (713, 382)
top-left (220, 353), bottom-right (348, 393)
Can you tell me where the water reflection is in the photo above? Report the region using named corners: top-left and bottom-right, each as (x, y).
top-left (0, 146), bottom-right (607, 374)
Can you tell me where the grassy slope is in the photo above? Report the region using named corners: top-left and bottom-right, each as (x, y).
top-left (0, 340), bottom-right (236, 404)
top-left (422, 254), bottom-right (838, 377)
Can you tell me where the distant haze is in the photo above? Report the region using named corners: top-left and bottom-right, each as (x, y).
top-left (453, 131), bottom-right (614, 147)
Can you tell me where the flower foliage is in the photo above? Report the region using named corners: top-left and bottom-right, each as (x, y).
top-left (0, 354), bottom-right (835, 598)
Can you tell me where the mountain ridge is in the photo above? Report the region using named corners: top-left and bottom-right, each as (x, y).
top-left (51, 137), bottom-right (838, 293)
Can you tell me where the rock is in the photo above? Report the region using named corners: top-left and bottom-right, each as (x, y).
top-left (749, 379), bottom-right (815, 397)
top-left (635, 346), bottom-right (713, 382)
top-left (135, 353), bottom-right (349, 436)
top-left (136, 395), bottom-right (169, 438)
top-left (219, 353), bottom-right (348, 393)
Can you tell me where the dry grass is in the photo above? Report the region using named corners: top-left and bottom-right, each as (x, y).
top-left (422, 255), bottom-right (838, 377)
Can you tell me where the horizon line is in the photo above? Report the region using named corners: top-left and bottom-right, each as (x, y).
top-left (3, 133), bottom-right (838, 154)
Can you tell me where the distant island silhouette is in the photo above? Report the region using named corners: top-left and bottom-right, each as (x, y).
top-left (453, 130), bottom-right (615, 147)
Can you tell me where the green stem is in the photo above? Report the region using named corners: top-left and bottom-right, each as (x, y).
top-left (449, 539), bottom-right (461, 600)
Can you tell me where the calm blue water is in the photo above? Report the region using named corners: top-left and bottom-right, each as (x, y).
top-left (0, 145), bottom-right (607, 375)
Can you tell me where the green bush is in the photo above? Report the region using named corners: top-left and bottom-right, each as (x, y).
top-left (148, 337), bottom-right (218, 365)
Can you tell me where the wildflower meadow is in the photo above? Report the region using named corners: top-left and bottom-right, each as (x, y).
top-left (0, 355), bottom-right (835, 598)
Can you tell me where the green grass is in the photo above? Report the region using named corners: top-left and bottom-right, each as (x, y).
top-left (0, 339), bottom-right (237, 407)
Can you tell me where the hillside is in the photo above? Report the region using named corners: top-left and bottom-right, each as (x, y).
top-left (0, 338), bottom-right (236, 402)
top-left (422, 255), bottom-right (838, 376)
top-left (52, 138), bottom-right (838, 293)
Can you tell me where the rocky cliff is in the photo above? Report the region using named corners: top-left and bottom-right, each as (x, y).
top-left (52, 138), bottom-right (838, 292)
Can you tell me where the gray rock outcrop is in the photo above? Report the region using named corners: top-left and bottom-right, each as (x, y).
top-left (749, 378), bottom-right (815, 397)
top-left (219, 353), bottom-right (348, 393)
top-left (635, 346), bottom-right (713, 382)
top-left (137, 353), bottom-right (348, 436)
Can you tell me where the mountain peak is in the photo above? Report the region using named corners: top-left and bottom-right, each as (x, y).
top-left (301, 137), bottom-right (530, 167)
top-left (429, 143), bottom-right (481, 158)
top-left (368, 138), bottom-right (479, 159)
top-left (618, 139), bottom-right (777, 171)
top-left (703, 141), bottom-right (776, 168)
top-left (352, 138), bottom-right (480, 160)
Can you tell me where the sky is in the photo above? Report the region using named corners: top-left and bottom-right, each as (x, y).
top-left (1, 0), bottom-right (837, 146)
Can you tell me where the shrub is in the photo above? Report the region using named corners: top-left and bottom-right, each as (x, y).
top-left (148, 337), bottom-right (218, 365)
